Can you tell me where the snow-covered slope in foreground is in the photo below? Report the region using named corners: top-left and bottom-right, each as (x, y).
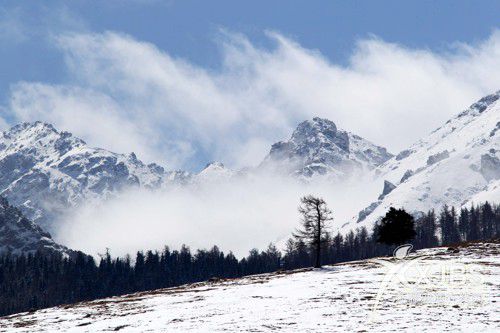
top-left (348, 91), bottom-right (500, 231)
top-left (2, 242), bottom-right (499, 332)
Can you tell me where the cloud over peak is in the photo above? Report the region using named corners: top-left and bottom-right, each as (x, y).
top-left (5, 29), bottom-right (500, 170)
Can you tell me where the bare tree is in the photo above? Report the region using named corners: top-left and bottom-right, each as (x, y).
top-left (294, 195), bottom-right (333, 268)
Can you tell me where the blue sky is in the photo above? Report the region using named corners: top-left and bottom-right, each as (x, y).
top-left (1, 1), bottom-right (499, 170)
top-left (1, 0), bottom-right (499, 95)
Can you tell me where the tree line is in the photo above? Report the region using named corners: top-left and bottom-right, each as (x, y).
top-left (0, 201), bottom-right (498, 316)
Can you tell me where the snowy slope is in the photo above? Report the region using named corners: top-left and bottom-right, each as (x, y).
top-left (0, 196), bottom-right (71, 256)
top-left (2, 242), bottom-right (498, 332)
top-left (261, 117), bottom-right (393, 179)
top-left (346, 91), bottom-right (500, 232)
top-left (0, 122), bottom-right (182, 231)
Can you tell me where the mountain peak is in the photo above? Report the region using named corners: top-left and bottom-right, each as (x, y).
top-left (196, 161), bottom-right (233, 182)
top-left (8, 120), bottom-right (56, 132)
top-left (292, 117), bottom-right (345, 150)
top-left (262, 117), bottom-right (392, 178)
top-left (5, 121), bottom-right (51, 138)
top-left (202, 161), bottom-right (225, 171)
top-left (3, 121), bottom-right (86, 149)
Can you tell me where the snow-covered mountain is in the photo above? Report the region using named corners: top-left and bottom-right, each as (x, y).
top-left (0, 196), bottom-right (71, 256)
top-left (0, 118), bottom-right (391, 237)
top-left (0, 121), bottom-right (179, 232)
top-left (2, 90), bottom-right (498, 251)
top-left (2, 242), bottom-right (498, 332)
top-left (261, 117), bottom-right (393, 179)
top-left (194, 161), bottom-right (235, 183)
top-left (346, 91), bottom-right (500, 232)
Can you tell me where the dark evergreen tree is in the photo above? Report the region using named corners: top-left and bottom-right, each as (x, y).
top-left (468, 205), bottom-right (480, 241)
top-left (481, 202), bottom-right (495, 239)
top-left (458, 207), bottom-right (469, 241)
top-left (345, 230), bottom-right (356, 261)
top-left (439, 205), bottom-right (460, 245)
top-left (495, 205), bottom-right (500, 238)
top-left (414, 210), bottom-right (439, 249)
top-left (264, 244), bottom-right (282, 272)
top-left (283, 238), bottom-right (297, 269)
top-left (376, 207), bottom-right (416, 246)
top-left (331, 233), bottom-right (344, 263)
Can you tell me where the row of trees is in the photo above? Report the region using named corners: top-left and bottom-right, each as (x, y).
top-left (284, 199), bottom-right (499, 269)
top-left (0, 243), bottom-right (285, 316)
top-left (0, 200), bottom-right (498, 316)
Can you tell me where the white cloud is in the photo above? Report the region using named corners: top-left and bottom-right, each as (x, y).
top-left (55, 175), bottom-right (380, 258)
top-left (10, 83), bottom-right (171, 166)
top-left (6, 29), bottom-right (500, 171)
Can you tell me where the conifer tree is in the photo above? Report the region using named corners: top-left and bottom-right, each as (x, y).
top-left (481, 202), bottom-right (495, 239)
top-left (294, 195), bottom-right (333, 268)
top-left (458, 207), bottom-right (469, 241)
top-left (468, 205), bottom-right (480, 241)
top-left (376, 207), bottom-right (416, 246)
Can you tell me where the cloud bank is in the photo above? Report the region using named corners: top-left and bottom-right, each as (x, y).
top-left (5, 30), bottom-right (500, 170)
top-left (55, 175), bottom-right (381, 258)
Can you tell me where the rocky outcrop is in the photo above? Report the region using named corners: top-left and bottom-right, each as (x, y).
top-left (480, 153), bottom-right (500, 181)
top-left (378, 180), bottom-right (396, 200)
top-left (426, 150), bottom-right (450, 166)
top-left (400, 169), bottom-right (414, 183)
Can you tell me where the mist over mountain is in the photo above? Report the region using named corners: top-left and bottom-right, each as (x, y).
top-left (0, 91), bottom-right (498, 256)
top-left (0, 117), bottom-right (389, 233)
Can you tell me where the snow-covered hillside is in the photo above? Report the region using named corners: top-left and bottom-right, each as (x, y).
top-left (0, 122), bottom-right (181, 231)
top-left (346, 91), bottom-right (500, 232)
top-left (2, 242), bottom-right (498, 332)
top-left (0, 196), bottom-right (70, 256)
top-left (261, 117), bottom-right (393, 179)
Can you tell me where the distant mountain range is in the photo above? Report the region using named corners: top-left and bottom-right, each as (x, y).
top-left (0, 116), bottom-right (392, 234)
top-left (0, 91), bottom-right (498, 255)
top-left (0, 122), bottom-right (188, 232)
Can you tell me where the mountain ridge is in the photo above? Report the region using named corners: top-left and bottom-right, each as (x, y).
top-left (0, 121), bottom-right (178, 231)
top-left (344, 90), bottom-right (500, 232)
